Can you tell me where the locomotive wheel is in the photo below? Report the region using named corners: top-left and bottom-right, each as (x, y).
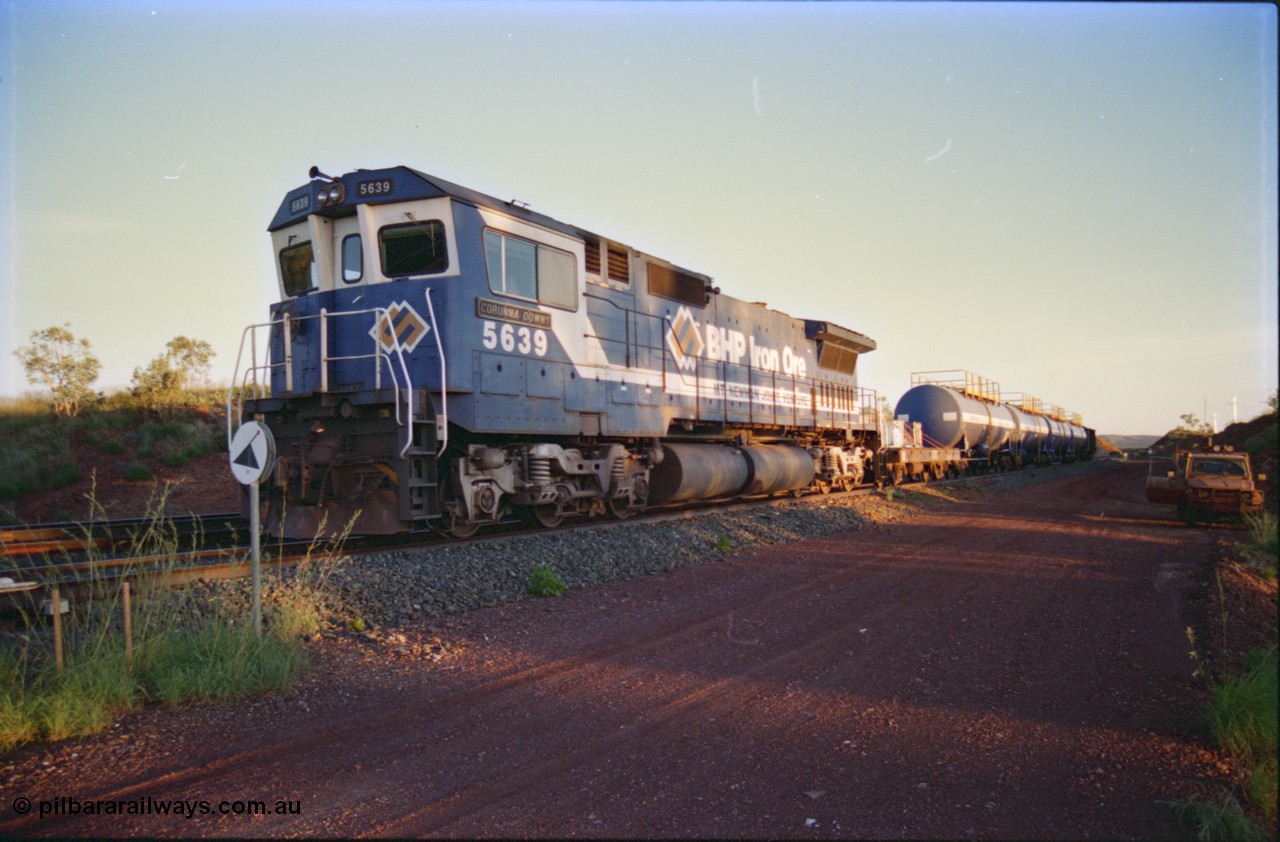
top-left (531, 504), bottom-right (564, 529)
top-left (444, 509), bottom-right (479, 539)
top-left (815, 480), bottom-right (832, 495)
top-left (607, 497), bottom-right (637, 520)
top-left (439, 480), bottom-right (479, 538)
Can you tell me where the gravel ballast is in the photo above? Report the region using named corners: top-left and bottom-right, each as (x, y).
top-left (207, 460), bottom-right (1109, 633)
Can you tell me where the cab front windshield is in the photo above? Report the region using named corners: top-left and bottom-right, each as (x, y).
top-left (1189, 458), bottom-right (1246, 477)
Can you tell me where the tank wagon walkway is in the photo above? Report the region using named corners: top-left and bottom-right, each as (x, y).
top-left (1, 464), bottom-right (1229, 838)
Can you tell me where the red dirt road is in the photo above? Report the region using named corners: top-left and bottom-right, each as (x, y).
top-left (1, 463), bottom-right (1230, 838)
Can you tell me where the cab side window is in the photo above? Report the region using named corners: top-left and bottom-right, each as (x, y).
top-left (483, 230), bottom-right (577, 311)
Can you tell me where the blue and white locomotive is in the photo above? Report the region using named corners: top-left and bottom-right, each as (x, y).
top-left (230, 166), bottom-right (880, 537)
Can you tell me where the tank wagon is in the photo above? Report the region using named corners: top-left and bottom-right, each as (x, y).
top-left (890, 370), bottom-right (1095, 480)
top-left (230, 165), bottom-right (881, 538)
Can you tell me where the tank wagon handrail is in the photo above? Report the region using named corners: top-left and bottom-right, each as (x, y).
top-left (1004, 392), bottom-right (1046, 416)
top-left (910, 369), bottom-right (1002, 404)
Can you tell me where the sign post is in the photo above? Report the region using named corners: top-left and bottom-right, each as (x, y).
top-left (229, 420), bottom-right (276, 637)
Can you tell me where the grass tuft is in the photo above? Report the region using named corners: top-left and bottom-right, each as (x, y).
top-left (527, 564), bottom-right (567, 598)
top-left (1170, 785), bottom-right (1265, 842)
top-left (137, 624), bottom-right (300, 705)
top-left (1241, 512), bottom-right (1277, 582)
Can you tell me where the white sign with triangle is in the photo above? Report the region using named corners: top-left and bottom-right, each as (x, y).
top-left (229, 421), bottom-right (276, 486)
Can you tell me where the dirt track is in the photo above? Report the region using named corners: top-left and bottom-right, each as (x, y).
top-left (1, 463), bottom-right (1233, 839)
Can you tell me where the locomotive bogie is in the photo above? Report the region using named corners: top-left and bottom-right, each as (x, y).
top-left (440, 440), bottom-right (661, 534)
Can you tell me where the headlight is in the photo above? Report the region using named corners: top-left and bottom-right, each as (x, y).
top-left (316, 184), bottom-right (346, 207)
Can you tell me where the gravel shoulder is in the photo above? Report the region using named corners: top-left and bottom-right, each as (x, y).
top-left (0, 461), bottom-right (1257, 839)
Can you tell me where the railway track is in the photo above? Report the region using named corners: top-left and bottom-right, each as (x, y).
top-left (1, 512), bottom-right (245, 560)
top-left (0, 466), bottom-right (1001, 609)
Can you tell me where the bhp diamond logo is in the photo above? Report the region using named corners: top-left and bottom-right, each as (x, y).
top-left (666, 307), bottom-right (704, 372)
top-left (371, 301), bottom-right (430, 353)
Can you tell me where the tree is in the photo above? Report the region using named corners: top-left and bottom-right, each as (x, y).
top-left (1177, 413), bottom-right (1214, 435)
top-left (131, 336), bottom-right (215, 415)
top-left (164, 336), bottom-right (215, 389)
top-left (13, 324), bottom-right (101, 418)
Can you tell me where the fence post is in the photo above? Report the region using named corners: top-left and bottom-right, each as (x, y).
top-left (51, 585), bottom-right (63, 672)
top-left (122, 581), bottom-right (133, 666)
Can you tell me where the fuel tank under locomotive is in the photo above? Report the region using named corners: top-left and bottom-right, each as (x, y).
top-left (648, 443), bottom-right (816, 505)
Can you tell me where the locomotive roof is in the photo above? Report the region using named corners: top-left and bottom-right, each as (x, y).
top-left (271, 165), bottom-right (655, 263)
top-left (269, 166), bottom-right (877, 344)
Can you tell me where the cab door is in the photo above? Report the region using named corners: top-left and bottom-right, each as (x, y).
top-left (327, 215), bottom-right (372, 390)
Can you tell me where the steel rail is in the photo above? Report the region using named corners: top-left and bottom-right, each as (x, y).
top-left (1, 461), bottom-right (1058, 611)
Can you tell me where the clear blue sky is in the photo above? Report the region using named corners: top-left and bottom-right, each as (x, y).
top-left (2, 0), bottom-right (1276, 435)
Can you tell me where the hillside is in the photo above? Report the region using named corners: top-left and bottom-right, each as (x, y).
top-left (1149, 411), bottom-right (1279, 511)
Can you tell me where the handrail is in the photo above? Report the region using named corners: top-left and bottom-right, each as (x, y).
top-left (424, 288), bottom-right (447, 458)
top-left (227, 306), bottom-right (419, 459)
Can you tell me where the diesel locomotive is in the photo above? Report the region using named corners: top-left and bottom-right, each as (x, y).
top-left (229, 166), bottom-right (1094, 538)
top-left (230, 165), bottom-right (884, 538)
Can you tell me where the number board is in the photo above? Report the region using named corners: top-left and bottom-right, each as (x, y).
top-left (475, 297), bottom-right (552, 329)
top-left (356, 178), bottom-right (394, 199)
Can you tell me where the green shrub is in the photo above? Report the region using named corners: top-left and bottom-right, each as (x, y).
top-left (715, 534), bottom-right (732, 552)
top-left (527, 565), bottom-right (567, 598)
top-left (0, 417), bottom-right (79, 500)
top-left (121, 462), bottom-right (154, 482)
top-left (99, 439), bottom-right (126, 455)
top-left (139, 419), bottom-right (217, 462)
